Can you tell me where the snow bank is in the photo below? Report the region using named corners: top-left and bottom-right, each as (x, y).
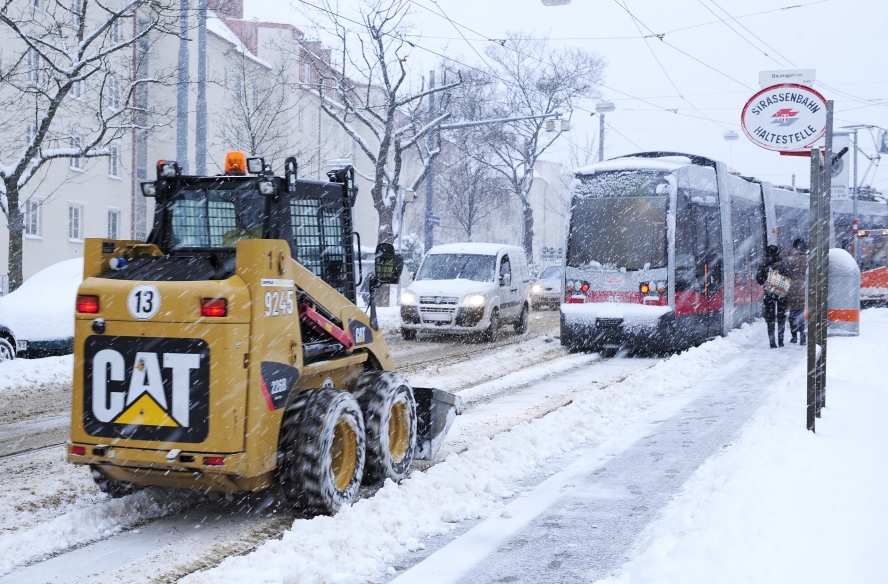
top-left (597, 309), bottom-right (888, 583)
top-left (0, 258), bottom-right (82, 341)
top-left (182, 324), bottom-right (760, 584)
top-left (0, 355), bottom-right (72, 394)
top-left (561, 302), bottom-right (672, 327)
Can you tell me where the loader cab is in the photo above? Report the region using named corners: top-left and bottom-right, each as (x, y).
top-left (137, 153), bottom-right (361, 303)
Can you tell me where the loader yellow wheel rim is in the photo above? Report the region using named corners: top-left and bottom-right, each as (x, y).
top-left (330, 419), bottom-right (358, 491)
top-left (388, 400), bottom-right (410, 464)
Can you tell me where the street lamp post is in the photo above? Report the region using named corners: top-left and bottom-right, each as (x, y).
top-left (724, 130), bottom-right (739, 168)
top-left (595, 101), bottom-right (615, 162)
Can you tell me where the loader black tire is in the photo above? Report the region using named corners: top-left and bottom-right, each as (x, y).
top-left (90, 465), bottom-right (139, 498)
top-left (482, 308), bottom-right (500, 343)
top-left (277, 388), bottom-right (366, 515)
top-left (514, 303), bottom-right (529, 334)
top-left (354, 371), bottom-right (417, 484)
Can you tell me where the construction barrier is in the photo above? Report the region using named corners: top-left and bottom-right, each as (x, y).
top-left (827, 248), bottom-right (860, 336)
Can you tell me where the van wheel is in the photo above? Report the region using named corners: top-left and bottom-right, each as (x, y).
top-left (354, 371), bottom-right (417, 484)
top-left (483, 308), bottom-right (500, 343)
top-left (0, 338), bottom-right (15, 361)
top-left (90, 465), bottom-right (139, 498)
top-left (401, 328), bottom-right (417, 341)
top-left (277, 388), bottom-right (365, 515)
top-left (514, 303), bottom-right (529, 334)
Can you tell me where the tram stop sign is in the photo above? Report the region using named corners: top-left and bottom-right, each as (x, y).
top-left (740, 84), bottom-right (828, 152)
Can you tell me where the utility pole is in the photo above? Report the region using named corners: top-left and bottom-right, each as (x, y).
top-left (424, 70), bottom-right (436, 252)
top-left (595, 101), bottom-right (615, 161)
top-left (176, 0), bottom-right (189, 173)
top-left (195, 0), bottom-right (208, 175)
top-left (853, 129), bottom-right (859, 262)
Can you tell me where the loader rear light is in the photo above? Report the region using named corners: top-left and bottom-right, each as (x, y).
top-left (70, 445), bottom-right (86, 456)
top-left (203, 456), bottom-right (225, 466)
top-left (76, 295), bottom-right (100, 313)
top-left (224, 151), bottom-right (247, 175)
top-left (200, 298), bottom-right (227, 317)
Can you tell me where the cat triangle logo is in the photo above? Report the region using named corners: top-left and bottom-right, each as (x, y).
top-left (115, 393), bottom-right (180, 427)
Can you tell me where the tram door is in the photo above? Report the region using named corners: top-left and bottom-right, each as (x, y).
top-left (691, 203), bottom-right (724, 339)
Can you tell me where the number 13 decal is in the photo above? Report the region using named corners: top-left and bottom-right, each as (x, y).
top-left (265, 290), bottom-right (294, 317)
top-left (127, 285), bottom-right (161, 320)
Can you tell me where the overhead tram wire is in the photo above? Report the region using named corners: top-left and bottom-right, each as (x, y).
top-left (613, 0), bottom-right (736, 132)
top-left (396, 0), bottom-right (742, 129)
top-left (695, 0), bottom-right (787, 67)
top-left (705, 0), bottom-right (797, 67)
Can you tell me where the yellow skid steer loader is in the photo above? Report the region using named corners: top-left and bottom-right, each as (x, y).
top-left (67, 152), bottom-right (461, 515)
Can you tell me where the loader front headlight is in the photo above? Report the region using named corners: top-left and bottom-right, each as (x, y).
top-left (463, 293), bottom-right (486, 306)
top-left (400, 290), bottom-right (417, 305)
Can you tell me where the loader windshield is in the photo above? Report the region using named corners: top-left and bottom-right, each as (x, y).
top-left (168, 184), bottom-right (266, 250)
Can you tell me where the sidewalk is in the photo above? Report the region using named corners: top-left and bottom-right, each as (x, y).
top-left (599, 308), bottom-right (888, 583)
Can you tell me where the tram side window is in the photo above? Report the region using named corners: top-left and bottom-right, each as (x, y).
top-left (774, 204), bottom-right (807, 252)
top-left (731, 196), bottom-right (764, 295)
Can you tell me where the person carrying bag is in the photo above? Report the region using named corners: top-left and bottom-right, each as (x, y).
top-left (755, 245), bottom-right (793, 348)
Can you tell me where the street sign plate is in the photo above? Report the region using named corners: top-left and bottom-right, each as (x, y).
top-left (426, 214), bottom-right (441, 226)
top-left (741, 84), bottom-right (827, 152)
top-left (758, 69), bottom-right (815, 89)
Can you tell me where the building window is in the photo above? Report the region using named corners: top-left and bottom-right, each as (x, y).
top-left (309, 112), bottom-right (316, 136)
top-left (108, 144), bottom-right (119, 177)
top-left (29, 0), bottom-right (41, 9)
top-left (108, 75), bottom-right (121, 110)
top-left (27, 124), bottom-right (37, 145)
top-left (297, 108), bottom-right (303, 131)
top-left (109, 19), bottom-right (120, 43)
top-left (70, 0), bottom-right (81, 27)
top-left (252, 83), bottom-right (259, 109)
top-left (69, 136), bottom-right (83, 170)
top-left (108, 210), bottom-right (120, 239)
top-left (302, 63), bottom-right (311, 84)
top-left (28, 49), bottom-right (43, 86)
top-left (68, 204), bottom-right (83, 241)
top-left (23, 199), bottom-right (41, 237)
top-left (71, 79), bottom-right (83, 100)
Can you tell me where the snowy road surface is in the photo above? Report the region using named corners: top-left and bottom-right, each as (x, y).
top-left (1, 309), bottom-right (885, 583)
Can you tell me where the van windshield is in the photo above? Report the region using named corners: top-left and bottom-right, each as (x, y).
top-left (416, 254), bottom-right (496, 282)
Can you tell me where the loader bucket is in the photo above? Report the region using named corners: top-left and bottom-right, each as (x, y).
top-left (413, 387), bottom-right (464, 461)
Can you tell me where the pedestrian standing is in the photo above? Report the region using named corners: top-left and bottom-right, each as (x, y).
top-left (784, 239), bottom-right (808, 345)
top-left (755, 244), bottom-right (792, 348)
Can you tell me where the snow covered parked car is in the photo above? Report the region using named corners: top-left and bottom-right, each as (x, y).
top-left (531, 265), bottom-right (563, 310)
top-left (0, 258), bottom-right (83, 361)
top-left (398, 242), bottom-right (531, 342)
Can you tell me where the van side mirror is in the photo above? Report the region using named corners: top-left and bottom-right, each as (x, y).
top-left (500, 273), bottom-right (511, 287)
top-left (374, 243), bottom-right (403, 284)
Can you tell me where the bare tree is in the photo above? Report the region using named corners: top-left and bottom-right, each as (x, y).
top-left (212, 40), bottom-right (307, 168)
top-left (461, 32), bottom-right (605, 258)
top-left (0, 0), bottom-right (178, 291)
top-left (436, 143), bottom-right (508, 242)
top-left (298, 0), bottom-right (460, 249)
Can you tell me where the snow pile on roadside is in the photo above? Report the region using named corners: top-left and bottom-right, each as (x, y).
top-left (183, 323), bottom-right (761, 584)
top-left (0, 355), bottom-right (72, 394)
top-left (0, 258), bottom-right (82, 341)
top-left (0, 486), bottom-right (197, 576)
top-left (597, 309), bottom-right (888, 584)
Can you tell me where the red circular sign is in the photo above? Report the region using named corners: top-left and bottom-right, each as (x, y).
top-left (740, 84), bottom-right (828, 152)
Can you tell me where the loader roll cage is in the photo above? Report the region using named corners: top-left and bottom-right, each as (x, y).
top-left (135, 164), bottom-right (361, 303)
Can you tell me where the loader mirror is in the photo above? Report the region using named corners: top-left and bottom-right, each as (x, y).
top-left (374, 243), bottom-right (403, 284)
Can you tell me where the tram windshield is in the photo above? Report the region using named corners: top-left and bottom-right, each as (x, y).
top-left (567, 171), bottom-right (669, 271)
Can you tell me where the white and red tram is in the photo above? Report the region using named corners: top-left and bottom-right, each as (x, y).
top-left (560, 152), bottom-right (888, 353)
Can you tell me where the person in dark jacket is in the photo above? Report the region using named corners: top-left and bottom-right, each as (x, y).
top-left (755, 244), bottom-right (792, 348)
top-left (783, 239), bottom-right (808, 345)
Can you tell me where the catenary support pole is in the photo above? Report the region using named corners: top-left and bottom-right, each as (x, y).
top-left (598, 113), bottom-right (605, 162)
top-left (195, 0), bottom-right (207, 175)
top-left (424, 70), bottom-right (435, 252)
top-left (853, 129), bottom-right (859, 262)
top-left (176, 0), bottom-right (189, 173)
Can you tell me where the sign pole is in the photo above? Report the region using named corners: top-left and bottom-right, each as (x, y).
top-left (818, 101), bottom-right (833, 414)
top-left (807, 147), bottom-right (821, 432)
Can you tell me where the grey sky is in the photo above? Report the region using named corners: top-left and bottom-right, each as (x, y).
top-left (246, 0), bottom-right (888, 191)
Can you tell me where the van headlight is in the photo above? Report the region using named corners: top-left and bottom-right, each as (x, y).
top-left (532, 284), bottom-right (542, 294)
top-left (463, 293), bottom-right (486, 306)
top-left (400, 290), bottom-right (417, 304)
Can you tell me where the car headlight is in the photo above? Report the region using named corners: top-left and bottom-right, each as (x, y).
top-left (463, 293), bottom-right (486, 306)
top-left (532, 284), bottom-right (542, 294)
top-left (400, 290), bottom-right (417, 304)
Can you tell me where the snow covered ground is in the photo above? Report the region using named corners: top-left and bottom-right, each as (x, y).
top-left (597, 309), bottom-right (888, 584)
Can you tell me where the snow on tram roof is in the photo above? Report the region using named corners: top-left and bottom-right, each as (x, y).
top-left (575, 156), bottom-right (691, 175)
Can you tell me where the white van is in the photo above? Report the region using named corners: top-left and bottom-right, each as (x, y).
top-left (398, 242), bottom-right (531, 342)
